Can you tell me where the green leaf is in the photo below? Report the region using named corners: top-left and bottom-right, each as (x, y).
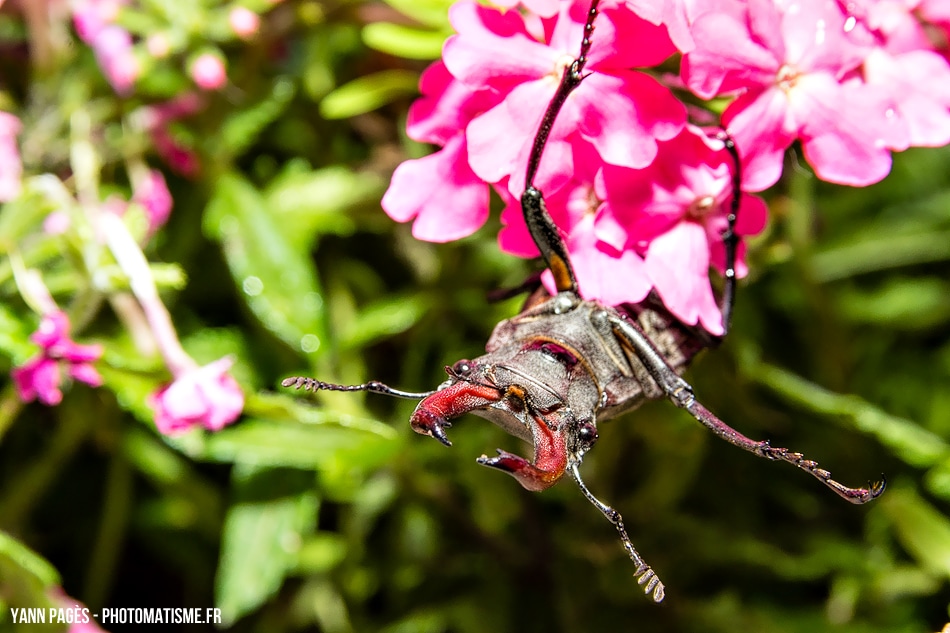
top-left (215, 466), bottom-right (318, 625)
top-left (338, 293), bottom-right (431, 350)
top-left (200, 417), bottom-right (399, 471)
top-left (0, 176), bottom-right (71, 253)
top-left (747, 358), bottom-right (949, 468)
top-left (204, 173), bottom-right (327, 357)
top-left (379, 0), bottom-right (452, 28)
top-left (881, 485), bottom-right (950, 579)
top-left (294, 533), bottom-right (347, 574)
top-left (0, 530), bottom-right (62, 624)
top-left (834, 277), bottom-right (950, 329)
top-left (362, 23), bottom-right (448, 60)
top-left (264, 163), bottom-right (384, 252)
top-left (319, 70), bottom-right (419, 120)
top-left (220, 78), bottom-right (296, 158)
top-left (812, 229), bottom-right (950, 282)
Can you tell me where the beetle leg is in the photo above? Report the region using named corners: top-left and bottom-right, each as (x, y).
top-left (715, 130), bottom-right (742, 336)
top-left (477, 412), bottom-right (569, 492)
top-left (607, 312), bottom-right (886, 504)
top-left (519, 1), bottom-right (601, 295)
top-left (569, 464), bottom-right (665, 602)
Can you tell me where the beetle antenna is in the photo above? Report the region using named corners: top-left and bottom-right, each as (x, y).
top-left (281, 376), bottom-right (436, 400)
top-left (569, 464), bottom-right (665, 602)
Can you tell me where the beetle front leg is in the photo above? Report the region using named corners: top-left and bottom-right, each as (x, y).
top-left (607, 313), bottom-right (885, 504)
top-left (477, 412), bottom-right (569, 492)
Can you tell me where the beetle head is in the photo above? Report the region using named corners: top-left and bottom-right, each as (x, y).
top-left (409, 337), bottom-right (601, 491)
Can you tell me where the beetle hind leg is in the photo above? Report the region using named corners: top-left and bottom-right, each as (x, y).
top-left (569, 464), bottom-right (665, 602)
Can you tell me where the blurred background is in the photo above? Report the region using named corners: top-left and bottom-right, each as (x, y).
top-left (1, 0), bottom-right (949, 631)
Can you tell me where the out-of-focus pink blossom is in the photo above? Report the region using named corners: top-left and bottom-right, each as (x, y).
top-left (12, 311), bottom-right (103, 406)
top-left (92, 24), bottom-right (139, 95)
top-left (72, 0), bottom-right (125, 43)
top-left (189, 53), bottom-right (227, 90)
top-left (229, 6), bottom-right (261, 39)
top-left (146, 33), bottom-right (171, 58)
top-left (44, 212), bottom-right (71, 235)
top-left (683, 0), bottom-right (906, 189)
top-left (132, 169), bottom-right (173, 233)
top-left (139, 94), bottom-right (204, 177)
top-left (0, 111), bottom-right (22, 202)
top-left (148, 356), bottom-right (244, 435)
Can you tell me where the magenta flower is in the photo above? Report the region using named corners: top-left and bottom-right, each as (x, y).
top-left (148, 356), bottom-right (244, 435)
top-left (682, 0), bottom-right (907, 189)
top-left (499, 175), bottom-right (654, 307)
top-left (0, 111), bottom-right (22, 202)
top-left (139, 94), bottom-right (204, 177)
top-left (594, 127), bottom-right (768, 334)
top-left (382, 61), bottom-right (497, 240)
top-left (132, 169), bottom-right (173, 234)
top-left (12, 311), bottom-right (103, 406)
top-left (444, 0), bottom-right (684, 196)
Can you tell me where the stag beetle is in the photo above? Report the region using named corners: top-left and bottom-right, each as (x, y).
top-left (284, 0), bottom-right (885, 602)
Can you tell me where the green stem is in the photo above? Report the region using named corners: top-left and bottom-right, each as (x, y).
top-left (0, 383), bottom-right (25, 443)
top-left (83, 444), bottom-right (132, 610)
top-left (0, 410), bottom-right (91, 531)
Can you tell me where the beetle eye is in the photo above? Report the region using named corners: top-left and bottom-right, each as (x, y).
top-left (577, 422), bottom-right (598, 449)
top-left (451, 359), bottom-right (473, 376)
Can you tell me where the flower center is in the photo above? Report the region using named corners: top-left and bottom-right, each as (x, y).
top-left (551, 54), bottom-right (574, 82)
top-left (776, 64), bottom-right (801, 92)
top-left (686, 195), bottom-right (716, 221)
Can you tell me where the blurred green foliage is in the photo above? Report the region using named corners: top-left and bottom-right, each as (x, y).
top-left (0, 1), bottom-right (949, 632)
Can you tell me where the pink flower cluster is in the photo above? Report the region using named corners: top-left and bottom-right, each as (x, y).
top-left (149, 356), bottom-right (244, 435)
top-left (12, 311), bottom-right (103, 406)
top-left (73, 0), bottom-right (139, 95)
top-left (382, 0), bottom-right (950, 334)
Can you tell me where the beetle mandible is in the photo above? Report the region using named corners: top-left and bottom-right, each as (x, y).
top-left (284, 0), bottom-right (886, 603)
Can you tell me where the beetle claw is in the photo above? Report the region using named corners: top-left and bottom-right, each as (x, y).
top-left (429, 420), bottom-right (453, 447)
top-left (410, 409), bottom-right (453, 446)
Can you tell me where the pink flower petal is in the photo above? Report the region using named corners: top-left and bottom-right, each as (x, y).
top-left (646, 222), bottom-right (723, 335)
top-left (382, 135), bottom-right (489, 242)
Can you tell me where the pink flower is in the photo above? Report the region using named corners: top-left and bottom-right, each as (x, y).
top-left (189, 53), bottom-right (227, 90)
top-left (132, 169), bottom-right (173, 233)
top-left (682, 0), bottom-right (906, 189)
top-left (139, 94), bottom-right (204, 177)
top-left (0, 111), bottom-right (22, 202)
top-left (12, 311), bottom-right (103, 406)
top-left (499, 175), bottom-right (654, 307)
top-left (92, 25), bottom-right (140, 95)
top-left (72, 0), bottom-right (125, 43)
top-left (228, 6), bottom-right (261, 39)
top-left (444, 0), bottom-right (684, 196)
top-left (149, 356), bottom-right (244, 435)
top-left (599, 128), bottom-right (769, 334)
top-left (382, 61), bottom-right (497, 240)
